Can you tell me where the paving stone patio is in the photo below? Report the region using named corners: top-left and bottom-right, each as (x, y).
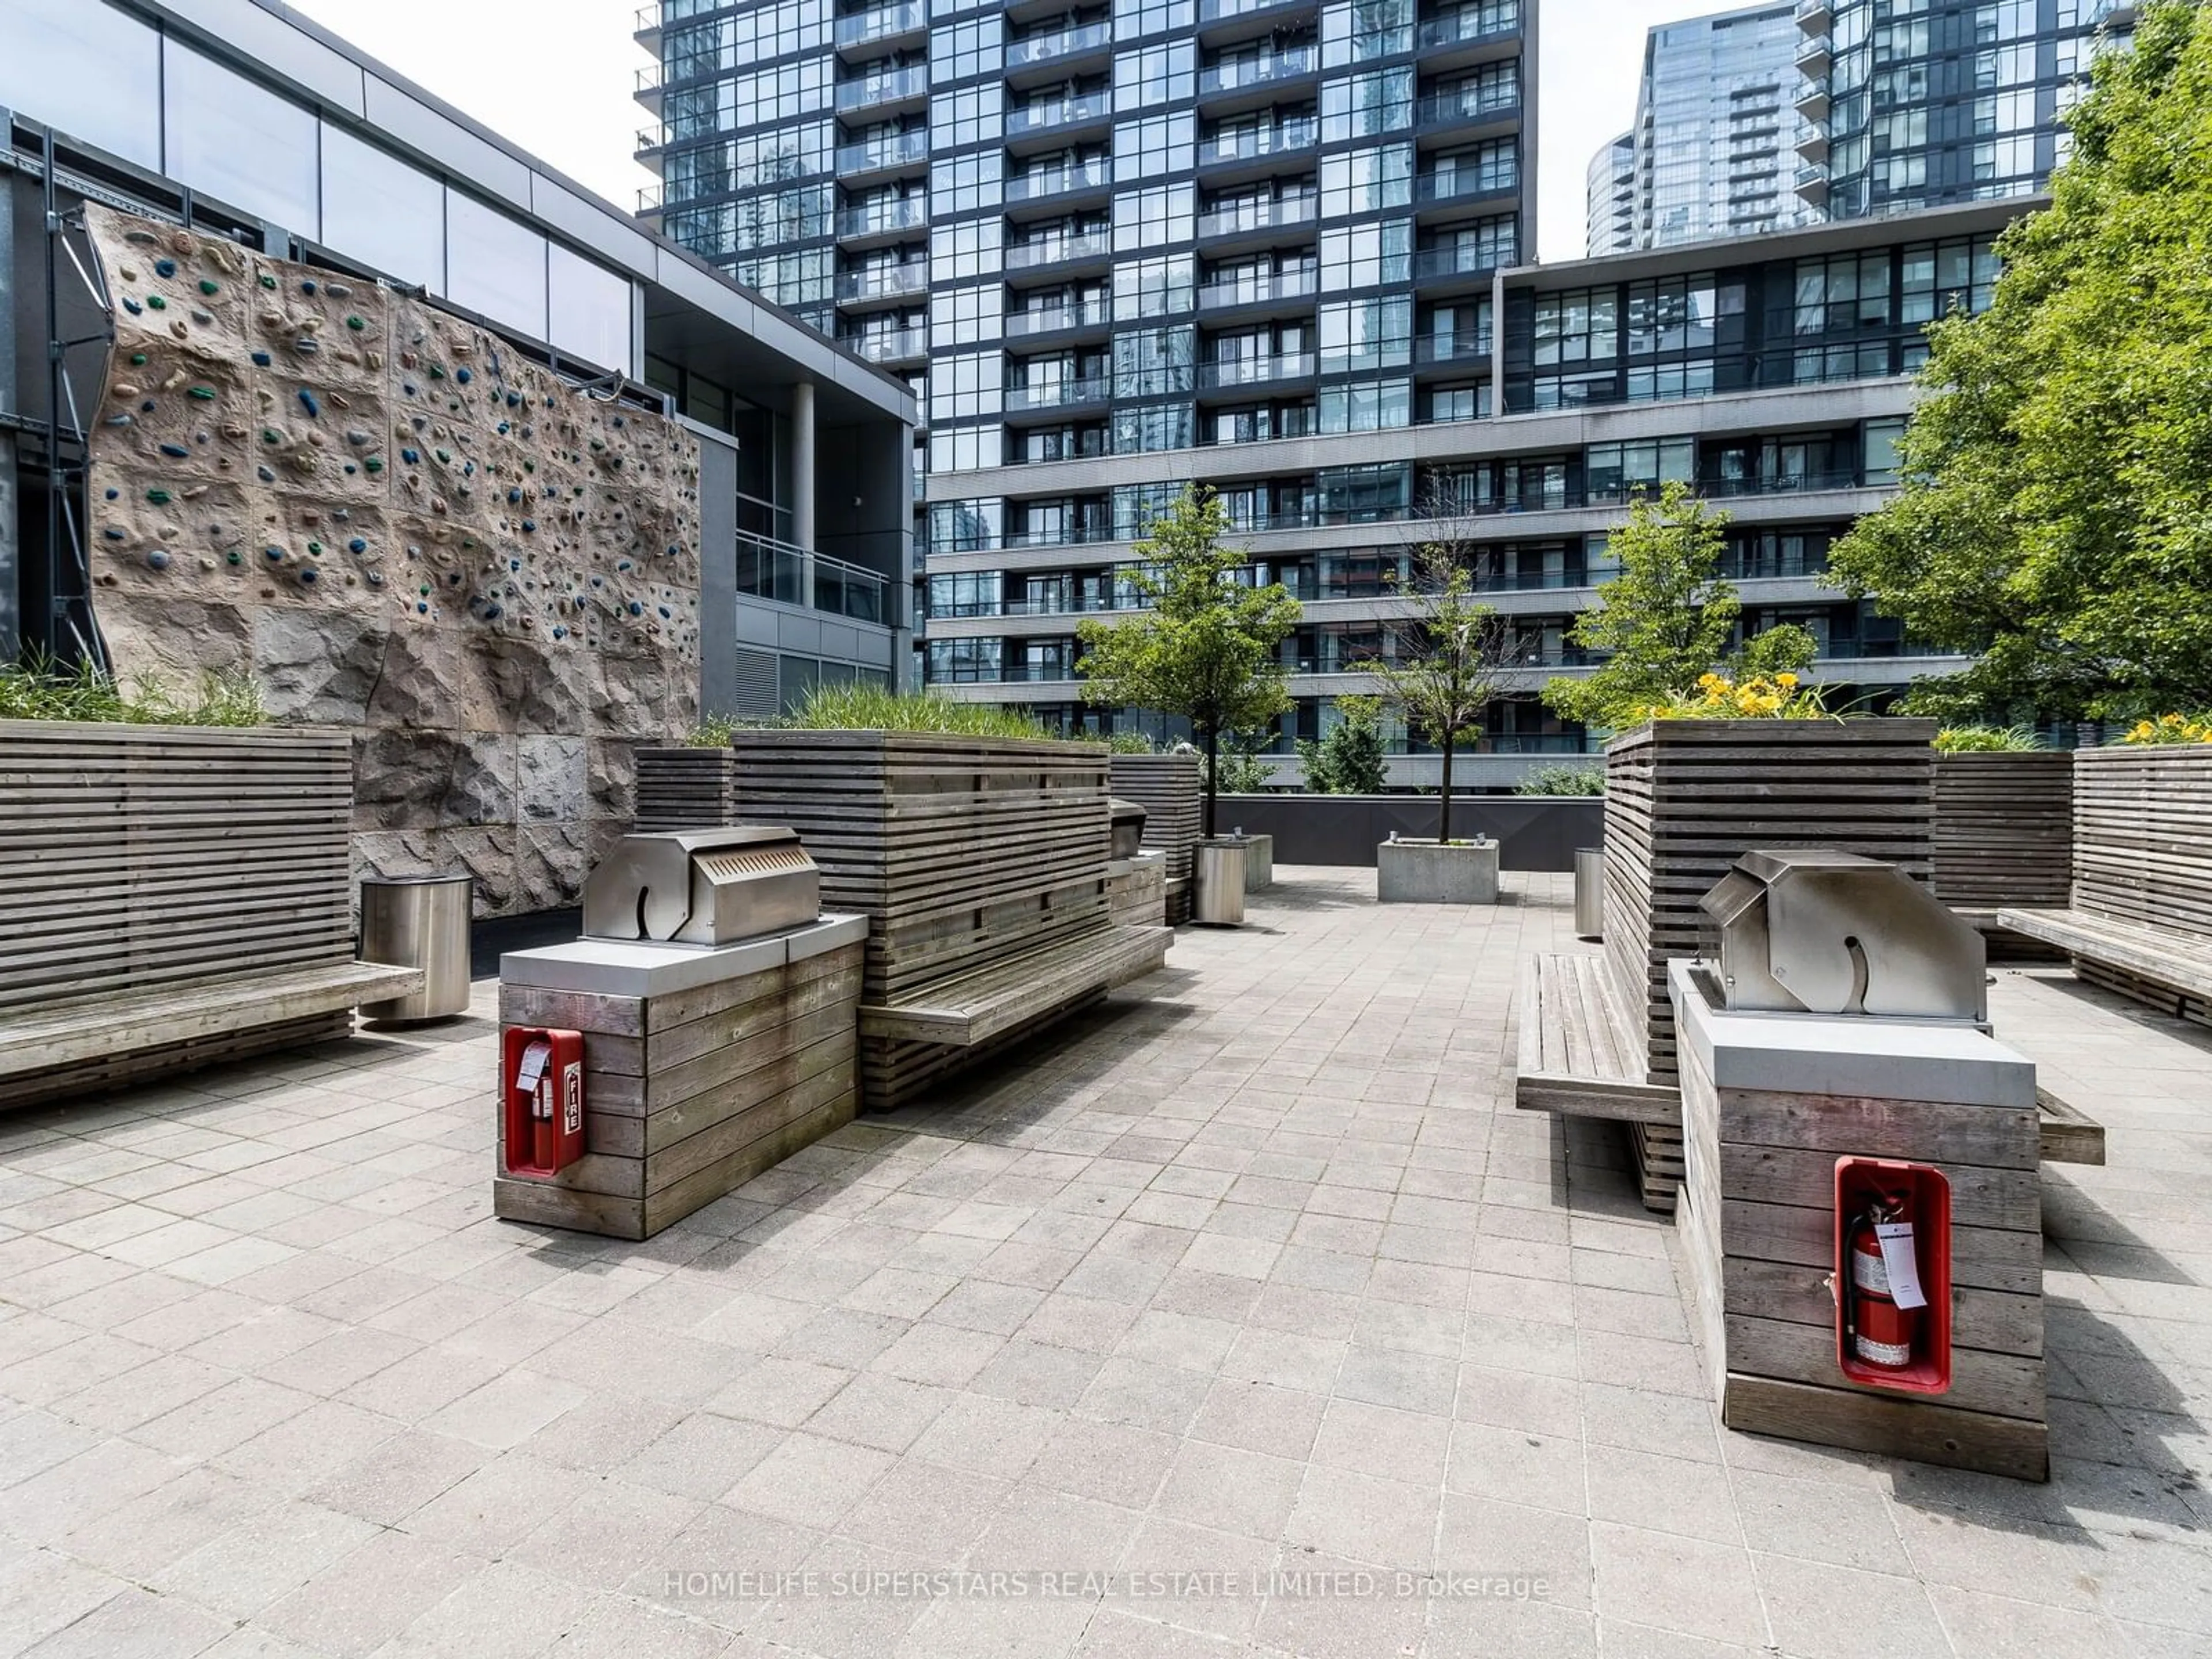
top-left (3, 867), bottom-right (2211, 1657)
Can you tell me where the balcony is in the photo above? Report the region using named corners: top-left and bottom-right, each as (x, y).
top-left (1198, 121), bottom-right (1318, 166)
top-left (836, 65), bottom-right (929, 111)
top-left (1412, 241), bottom-right (1513, 280)
top-left (1416, 0), bottom-right (1521, 49)
top-left (1005, 300), bottom-right (1112, 337)
top-left (635, 3), bottom-right (663, 50)
top-left (1005, 92), bottom-right (1113, 138)
top-left (1198, 49), bottom-right (1319, 97)
top-left (836, 196), bottom-right (927, 239)
top-left (835, 2), bottom-right (926, 51)
top-left (735, 536), bottom-right (889, 626)
top-left (1796, 116), bottom-right (1830, 164)
top-left (1004, 377), bottom-right (1112, 411)
top-left (637, 184), bottom-right (664, 215)
top-left (1700, 469), bottom-right (1862, 498)
top-left (1415, 165), bottom-right (1518, 205)
top-left (1004, 160), bottom-right (1112, 205)
top-left (1414, 334), bottom-right (1493, 366)
top-left (1793, 162), bottom-right (1829, 206)
top-left (1196, 268), bottom-right (1319, 309)
top-left (1795, 31), bottom-right (1832, 75)
top-left (835, 263), bottom-right (928, 302)
top-left (836, 130), bottom-right (929, 177)
top-left (1003, 232), bottom-right (1112, 270)
top-left (1794, 74), bottom-right (1830, 120)
top-left (1199, 352), bottom-right (1317, 389)
top-left (1197, 197), bottom-right (1316, 238)
top-left (1794, 0), bottom-right (1831, 30)
top-left (1006, 20), bottom-right (1113, 71)
top-left (635, 124), bottom-right (667, 161)
top-left (1198, 0), bottom-right (1318, 22)
top-left (1416, 87), bottom-right (1520, 130)
top-left (843, 327), bottom-right (928, 364)
top-left (1002, 523), bottom-right (1115, 549)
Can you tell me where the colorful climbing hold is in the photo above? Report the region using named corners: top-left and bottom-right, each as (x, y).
top-left (259, 274), bottom-right (276, 290)
top-left (298, 567), bottom-right (319, 584)
top-left (159, 443), bottom-right (190, 459)
top-left (146, 296), bottom-right (166, 310)
top-left (199, 278), bottom-right (219, 296)
top-left (154, 258), bottom-right (176, 278)
top-left (301, 279), bottom-right (317, 295)
top-left (129, 352), bottom-right (147, 366)
top-left (349, 537), bottom-right (367, 554)
top-left (346, 315), bottom-right (365, 331)
top-left (147, 550), bottom-right (171, 570)
top-left (145, 488), bottom-right (172, 505)
top-left (264, 546), bottom-right (285, 562)
top-left (454, 366), bottom-right (472, 384)
top-left (187, 386), bottom-right (216, 401)
top-left (297, 389), bottom-right (320, 418)
top-left (251, 351), bottom-right (272, 367)
top-left (363, 456), bottom-right (384, 475)
top-left (104, 487), bottom-right (119, 501)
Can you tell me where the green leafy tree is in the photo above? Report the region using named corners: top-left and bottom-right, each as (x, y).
top-left (1298, 695), bottom-right (1388, 794)
top-left (1077, 486), bottom-right (1302, 835)
top-left (1827, 0), bottom-right (2212, 721)
top-left (1372, 537), bottom-right (1528, 842)
top-left (1541, 482), bottom-right (1743, 729)
top-left (1212, 729), bottom-right (1278, 794)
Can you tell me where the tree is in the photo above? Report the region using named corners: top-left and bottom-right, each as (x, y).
top-left (1298, 695), bottom-right (1388, 794)
top-left (1541, 482), bottom-right (1744, 730)
top-left (1826, 0), bottom-right (2212, 722)
top-left (1372, 529), bottom-right (1529, 843)
top-left (1077, 486), bottom-right (1302, 836)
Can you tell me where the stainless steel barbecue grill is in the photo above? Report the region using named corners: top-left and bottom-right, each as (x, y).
top-left (582, 828), bottom-right (820, 947)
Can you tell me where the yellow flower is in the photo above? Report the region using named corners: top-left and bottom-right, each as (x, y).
top-left (1776, 672), bottom-right (1799, 688)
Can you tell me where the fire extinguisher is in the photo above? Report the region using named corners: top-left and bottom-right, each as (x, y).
top-left (1843, 1186), bottom-right (1928, 1370)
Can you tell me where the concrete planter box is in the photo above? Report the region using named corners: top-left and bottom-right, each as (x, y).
top-left (1377, 838), bottom-right (1499, 904)
top-left (1238, 833), bottom-right (1273, 891)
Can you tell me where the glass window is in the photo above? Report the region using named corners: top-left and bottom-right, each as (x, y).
top-left (444, 192), bottom-right (549, 341)
top-left (928, 499), bottom-right (1003, 552)
top-left (1112, 184), bottom-right (1194, 252)
top-left (1318, 297), bottom-right (1411, 371)
top-left (1113, 403), bottom-right (1195, 454)
top-left (1115, 41), bottom-right (1195, 111)
top-left (1532, 287), bottom-right (1619, 367)
top-left (162, 43), bottom-right (320, 231)
top-left (1317, 378), bottom-right (1411, 433)
top-left (319, 124), bottom-right (445, 289)
top-left (1864, 417), bottom-right (1908, 486)
top-left (548, 245), bottom-right (632, 373)
top-left (1320, 67), bottom-right (1413, 141)
top-left (1, 0), bottom-right (161, 168)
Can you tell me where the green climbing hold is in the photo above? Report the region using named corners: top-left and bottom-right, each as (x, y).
top-left (419, 583), bottom-right (431, 596)
top-left (146, 296), bottom-right (167, 310)
top-left (262, 429), bottom-right (282, 444)
top-left (145, 488), bottom-right (171, 505)
top-left (129, 353), bottom-right (147, 366)
top-left (187, 387), bottom-right (216, 401)
top-left (346, 316), bottom-right (365, 331)
top-left (429, 366), bottom-right (446, 380)
top-left (435, 449), bottom-right (450, 465)
top-left (363, 456), bottom-right (385, 474)
top-left (199, 279), bottom-right (219, 296)
top-left (308, 541), bottom-right (323, 555)
top-left (226, 549), bottom-right (242, 565)
top-left (259, 274), bottom-right (277, 289)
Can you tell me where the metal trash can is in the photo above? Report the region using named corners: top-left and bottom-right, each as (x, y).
top-left (1192, 837), bottom-right (1248, 926)
top-left (1574, 847), bottom-right (1604, 941)
top-left (359, 873), bottom-right (474, 1022)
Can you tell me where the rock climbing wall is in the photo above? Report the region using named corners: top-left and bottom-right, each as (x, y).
top-left (81, 206), bottom-right (703, 916)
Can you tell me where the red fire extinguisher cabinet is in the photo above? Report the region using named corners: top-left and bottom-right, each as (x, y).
top-left (1833, 1157), bottom-right (1952, 1395)
top-left (502, 1027), bottom-right (586, 1179)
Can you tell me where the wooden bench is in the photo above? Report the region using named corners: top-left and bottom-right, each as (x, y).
top-left (1516, 952), bottom-right (1687, 1210)
top-left (862, 925), bottom-right (1171, 1046)
top-left (0, 961), bottom-right (424, 1108)
top-left (1997, 906), bottom-right (2212, 1007)
top-left (2037, 1086), bottom-right (2104, 1166)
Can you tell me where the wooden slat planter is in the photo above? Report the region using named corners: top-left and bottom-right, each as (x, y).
top-left (728, 731), bottom-right (1166, 1107)
top-left (1600, 718), bottom-right (1938, 1209)
top-left (1107, 852), bottom-right (1168, 927)
top-left (1932, 751), bottom-right (2073, 956)
top-left (1996, 747), bottom-right (2212, 1025)
top-left (0, 720), bottom-right (417, 1104)
top-left (1110, 753), bottom-right (1203, 924)
top-left (633, 747), bottom-right (740, 832)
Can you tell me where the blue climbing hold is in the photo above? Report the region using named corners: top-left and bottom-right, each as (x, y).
top-left (122, 299), bottom-right (142, 316)
top-left (142, 401), bottom-right (156, 414)
top-left (257, 465), bottom-right (276, 483)
top-left (401, 448), bottom-right (420, 465)
top-left (552, 625), bottom-right (567, 639)
top-left (297, 389), bottom-right (320, 418)
top-left (299, 567), bottom-right (318, 584)
top-left (455, 367), bottom-right (472, 384)
top-left (251, 351), bottom-right (272, 367)
top-left (349, 537), bottom-right (368, 554)
top-left (264, 546), bottom-right (285, 562)
top-left (483, 603), bottom-right (501, 619)
top-left (147, 550), bottom-right (171, 570)
top-left (657, 605), bottom-right (671, 619)
top-left (104, 527), bottom-right (125, 541)
top-left (417, 601), bottom-right (429, 614)
top-left (507, 488), bottom-right (522, 504)
top-left (521, 519), bottom-right (536, 533)
top-left (105, 487), bottom-right (119, 501)
top-left (301, 279), bottom-right (317, 294)
top-left (160, 443), bottom-right (190, 458)
top-left (509, 558), bottom-right (521, 571)
top-left (627, 601), bottom-right (644, 616)
top-left (154, 258), bottom-right (176, 278)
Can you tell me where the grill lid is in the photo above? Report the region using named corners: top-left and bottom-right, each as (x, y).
top-left (583, 827), bottom-right (821, 948)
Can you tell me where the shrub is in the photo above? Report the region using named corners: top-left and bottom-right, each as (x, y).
top-left (1104, 730), bottom-right (1154, 753)
top-left (1514, 762), bottom-right (1605, 797)
top-left (1297, 695), bottom-right (1388, 794)
top-left (1933, 724), bottom-right (2044, 752)
top-left (0, 658), bottom-right (267, 727)
top-left (1642, 671), bottom-right (1830, 722)
top-left (785, 684), bottom-right (1056, 739)
top-left (2120, 714), bottom-right (2212, 746)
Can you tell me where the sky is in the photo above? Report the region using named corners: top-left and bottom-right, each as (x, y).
top-left (287, 0), bottom-right (1690, 264)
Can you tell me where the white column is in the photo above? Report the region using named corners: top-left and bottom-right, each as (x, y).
top-left (791, 380), bottom-right (817, 609)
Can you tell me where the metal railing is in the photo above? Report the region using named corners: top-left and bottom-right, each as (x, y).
top-left (1006, 20), bottom-right (1113, 69)
top-left (1006, 301), bottom-right (1112, 336)
top-left (1412, 241), bottom-right (1514, 279)
top-left (815, 552), bottom-right (888, 624)
top-left (1415, 165), bottom-right (1518, 203)
top-left (835, 2), bottom-right (925, 49)
top-left (1198, 122), bottom-right (1319, 165)
top-left (836, 197), bottom-right (927, 238)
top-left (836, 131), bottom-right (929, 173)
top-left (1415, 88), bottom-right (1519, 128)
top-left (1416, 0), bottom-right (1521, 48)
top-left (1197, 196), bottom-right (1316, 237)
top-left (1699, 469), bottom-right (1862, 497)
top-left (835, 263), bottom-right (927, 300)
top-left (1006, 92), bottom-right (1113, 135)
top-left (1199, 0), bottom-right (1315, 21)
top-left (1005, 160), bottom-right (1112, 203)
top-left (1198, 50), bottom-right (1319, 96)
top-left (735, 534), bottom-right (888, 625)
top-left (1199, 351), bottom-right (1316, 388)
top-left (836, 65), bottom-right (929, 109)
top-left (1004, 377), bottom-right (1113, 410)
top-left (843, 328), bottom-right (928, 363)
top-left (1003, 232), bottom-right (1112, 269)
top-left (1414, 334), bottom-right (1493, 365)
top-left (1196, 268), bottom-right (1318, 308)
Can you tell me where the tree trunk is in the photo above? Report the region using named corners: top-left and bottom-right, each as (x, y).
top-left (1202, 723), bottom-right (1219, 839)
top-left (1438, 731), bottom-right (1455, 844)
